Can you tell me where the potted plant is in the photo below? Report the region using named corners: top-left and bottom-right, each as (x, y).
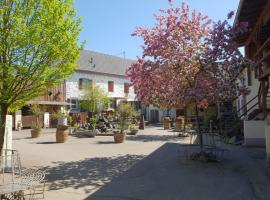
top-left (52, 110), bottom-right (69, 143)
top-left (30, 104), bottom-right (44, 138)
top-left (129, 124), bottom-right (139, 135)
top-left (57, 111), bottom-right (68, 126)
top-left (31, 123), bottom-right (42, 138)
top-left (88, 115), bottom-right (99, 137)
top-left (114, 103), bottom-right (136, 143)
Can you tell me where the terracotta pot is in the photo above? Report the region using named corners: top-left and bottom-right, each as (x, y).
top-left (31, 130), bottom-right (42, 138)
top-left (56, 125), bottom-right (69, 143)
top-left (114, 132), bottom-right (126, 143)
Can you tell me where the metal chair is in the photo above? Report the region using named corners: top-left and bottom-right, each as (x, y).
top-left (0, 150), bottom-right (46, 200)
top-left (0, 149), bottom-right (22, 185)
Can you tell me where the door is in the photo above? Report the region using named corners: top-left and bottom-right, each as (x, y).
top-left (150, 109), bottom-right (159, 123)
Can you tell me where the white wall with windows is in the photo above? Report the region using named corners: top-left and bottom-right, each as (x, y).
top-left (66, 71), bottom-right (137, 111)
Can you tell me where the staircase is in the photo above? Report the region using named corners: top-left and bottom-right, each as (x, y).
top-left (218, 102), bottom-right (242, 137)
top-left (237, 86), bottom-right (270, 121)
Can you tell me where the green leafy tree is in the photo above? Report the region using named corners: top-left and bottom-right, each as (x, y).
top-left (116, 103), bottom-right (136, 134)
top-left (0, 0), bottom-right (82, 151)
top-left (80, 84), bottom-right (111, 114)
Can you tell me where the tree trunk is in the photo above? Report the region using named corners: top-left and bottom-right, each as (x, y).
top-left (194, 105), bottom-right (203, 149)
top-left (0, 104), bottom-right (8, 152)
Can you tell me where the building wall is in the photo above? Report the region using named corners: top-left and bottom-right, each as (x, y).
top-left (245, 68), bottom-right (260, 111)
top-left (244, 120), bottom-right (266, 146)
top-left (32, 82), bottom-right (66, 102)
top-left (66, 71), bottom-right (137, 111)
top-left (144, 105), bottom-right (176, 123)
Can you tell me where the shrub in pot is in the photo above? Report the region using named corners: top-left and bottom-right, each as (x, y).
top-left (129, 124), bottom-right (139, 135)
top-left (30, 104), bottom-right (44, 138)
top-left (31, 123), bottom-right (42, 138)
top-left (52, 110), bottom-right (70, 142)
top-left (88, 116), bottom-right (99, 137)
top-left (114, 103), bottom-right (136, 143)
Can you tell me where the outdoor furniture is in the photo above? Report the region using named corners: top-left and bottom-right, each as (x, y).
top-left (0, 149), bottom-right (46, 200)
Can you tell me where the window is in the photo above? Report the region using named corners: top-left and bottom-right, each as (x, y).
top-left (124, 83), bottom-right (129, 93)
top-left (108, 81), bottom-right (114, 92)
top-left (67, 98), bottom-right (79, 110)
top-left (79, 78), bottom-right (92, 90)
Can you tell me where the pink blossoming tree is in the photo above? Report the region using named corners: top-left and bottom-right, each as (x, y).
top-left (127, 1), bottom-right (249, 147)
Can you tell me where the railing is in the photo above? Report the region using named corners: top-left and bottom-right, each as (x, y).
top-left (237, 94), bottom-right (259, 119)
top-left (237, 83), bottom-right (270, 120)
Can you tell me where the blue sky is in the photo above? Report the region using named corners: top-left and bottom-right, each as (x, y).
top-left (75, 0), bottom-right (240, 60)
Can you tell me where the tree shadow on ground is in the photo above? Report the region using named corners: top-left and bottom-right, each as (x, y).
top-left (85, 143), bottom-right (270, 200)
top-left (43, 154), bottom-right (145, 193)
top-left (126, 134), bottom-right (182, 142)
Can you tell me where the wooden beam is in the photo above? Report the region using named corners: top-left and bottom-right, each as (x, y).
top-left (246, 0), bottom-right (270, 46)
top-left (259, 67), bottom-right (270, 80)
top-left (253, 34), bottom-right (270, 59)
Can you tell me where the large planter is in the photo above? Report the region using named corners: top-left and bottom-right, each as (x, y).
top-left (86, 129), bottom-right (100, 137)
top-left (114, 132), bottom-right (126, 143)
top-left (175, 116), bottom-right (184, 130)
top-left (129, 129), bottom-right (139, 135)
top-left (163, 117), bottom-right (171, 130)
top-left (56, 125), bottom-right (69, 143)
top-left (31, 130), bottom-right (42, 138)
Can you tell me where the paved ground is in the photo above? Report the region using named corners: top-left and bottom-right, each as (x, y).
top-left (12, 127), bottom-right (270, 200)
top-left (13, 126), bottom-right (182, 200)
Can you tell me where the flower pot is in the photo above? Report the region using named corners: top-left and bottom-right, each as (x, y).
top-left (86, 129), bottom-right (99, 137)
top-left (56, 125), bottom-right (69, 143)
top-left (129, 129), bottom-right (139, 135)
top-left (114, 132), bottom-right (126, 143)
top-left (31, 130), bottom-right (42, 138)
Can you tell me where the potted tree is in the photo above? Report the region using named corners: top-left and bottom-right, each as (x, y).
top-left (114, 103), bottom-right (136, 143)
top-left (30, 104), bottom-right (44, 138)
top-left (52, 110), bottom-right (69, 143)
top-left (88, 115), bottom-right (99, 137)
top-left (31, 123), bottom-right (42, 138)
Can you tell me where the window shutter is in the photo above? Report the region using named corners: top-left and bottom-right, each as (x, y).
top-left (124, 83), bottom-right (129, 93)
top-left (108, 81), bottom-right (114, 92)
top-left (79, 78), bottom-right (83, 90)
top-left (88, 79), bottom-right (93, 89)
